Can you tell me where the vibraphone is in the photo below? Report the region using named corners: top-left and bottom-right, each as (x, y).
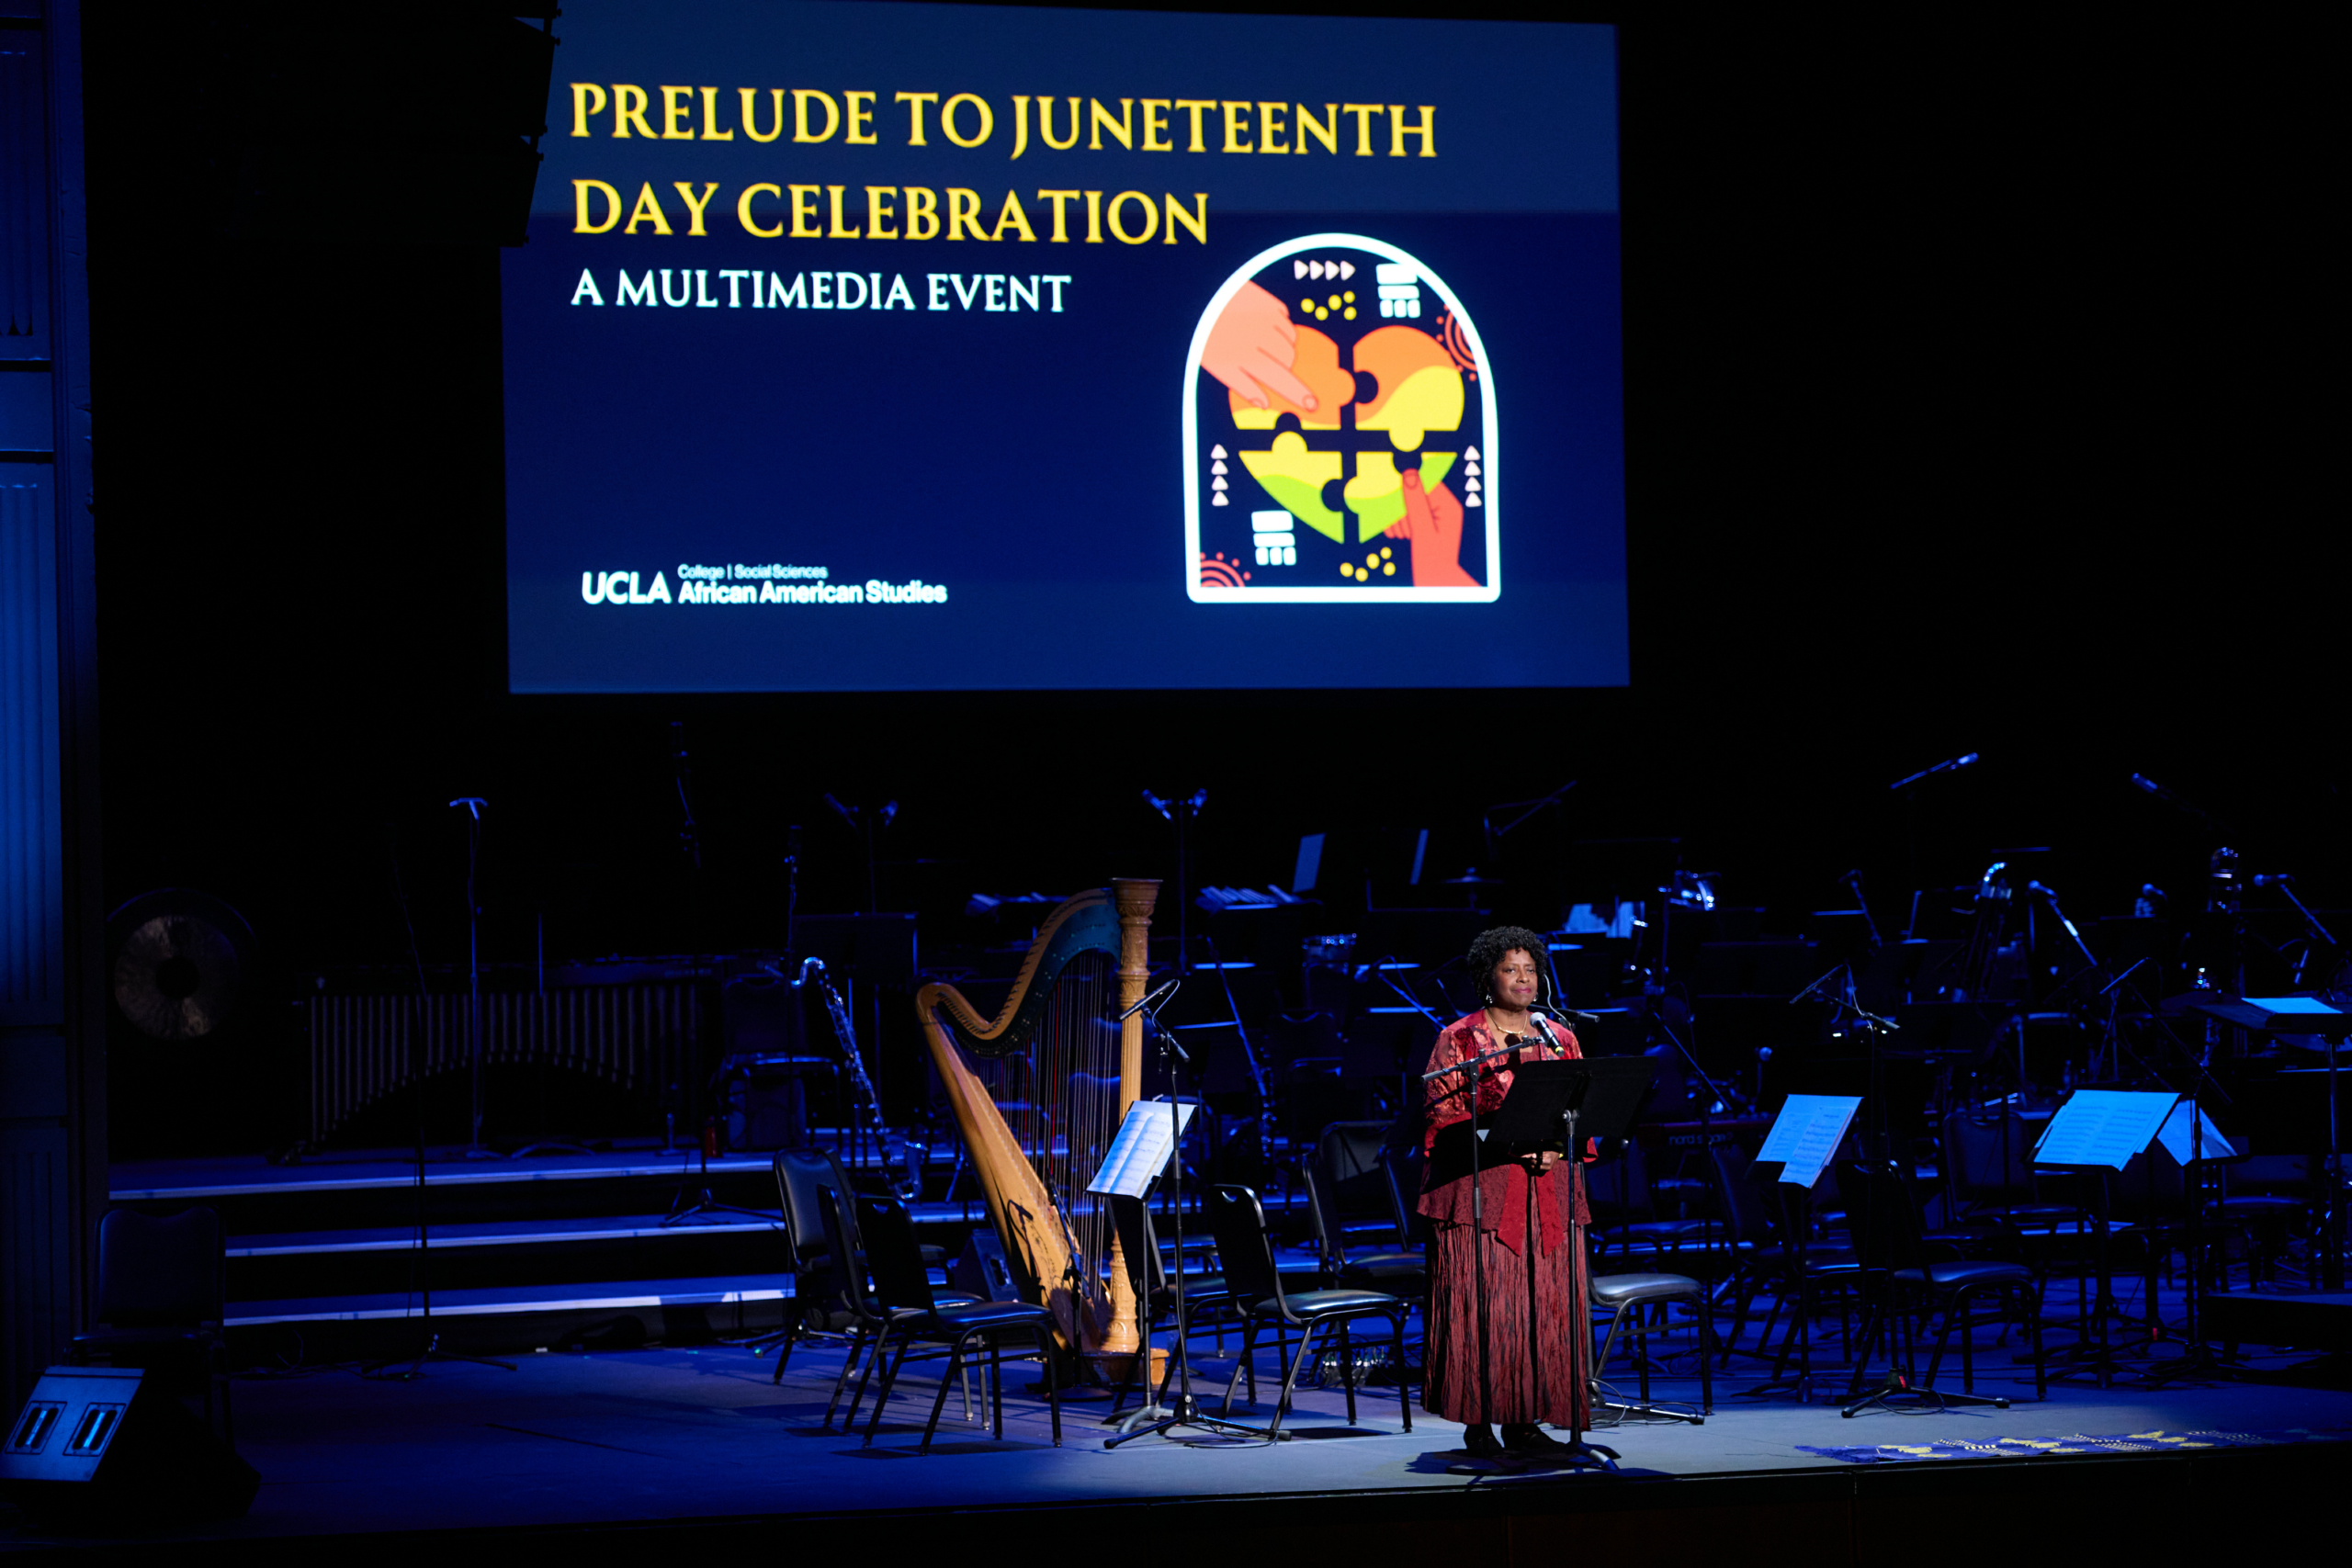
top-left (306, 980), bottom-right (699, 1145)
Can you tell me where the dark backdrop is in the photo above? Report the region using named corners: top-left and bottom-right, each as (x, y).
top-left (76, 5), bottom-right (2334, 1148)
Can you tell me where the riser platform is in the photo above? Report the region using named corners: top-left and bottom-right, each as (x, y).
top-left (221, 1222), bottom-right (799, 1304)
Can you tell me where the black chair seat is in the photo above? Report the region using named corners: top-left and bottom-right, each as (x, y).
top-left (1590, 1271), bottom-right (1702, 1307)
top-left (924, 1299), bottom-right (1054, 1333)
top-left (856, 1291), bottom-right (980, 1317)
top-left (814, 1244), bottom-right (951, 1269)
top-left (2220, 1196), bottom-right (2302, 1215)
top-left (1337, 1251), bottom-right (1425, 1284)
top-left (1246, 1287), bottom-right (1397, 1320)
top-left (2012, 1216), bottom-right (2115, 1237)
top-left (70, 1326), bottom-right (212, 1354)
top-left (1894, 1259), bottom-right (2031, 1290)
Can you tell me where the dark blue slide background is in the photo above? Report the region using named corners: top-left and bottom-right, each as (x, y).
top-left (504, 2), bottom-right (1627, 692)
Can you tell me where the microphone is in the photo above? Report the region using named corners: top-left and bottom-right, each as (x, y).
top-left (2027, 880), bottom-right (2078, 919)
top-left (1117, 974), bottom-right (1182, 1021)
top-left (447, 797), bottom-right (486, 820)
top-left (2131, 773), bottom-right (2217, 824)
top-left (1889, 752), bottom-right (1979, 791)
top-left (2252, 873), bottom-right (2295, 888)
top-left (2028, 881), bottom-right (2095, 961)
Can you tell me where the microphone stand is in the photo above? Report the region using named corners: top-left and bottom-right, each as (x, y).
top-left (1644, 1003), bottom-right (1732, 1286)
top-left (1423, 1032), bottom-right (1566, 1471)
top-left (662, 728), bottom-right (763, 1225)
top-left (1373, 956), bottom-right (1448, 1121)
top-left (369, 829), bottom-right (514, 1379)
top-left (451, 799), bottom-right (497, 1161)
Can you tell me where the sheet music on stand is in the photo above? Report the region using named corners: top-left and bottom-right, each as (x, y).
top-left (1085, 1097), bottom-right (1200, 1200)
top-left (1755, 1094), bottom-right (1863, 1189)
top-left (2154, 1100), bottom-right (2234, 1167)
top-left (2245, 996), bottom-right (2347, 1021)
top-left (2034, 1089), bottom-right (2177, 1171)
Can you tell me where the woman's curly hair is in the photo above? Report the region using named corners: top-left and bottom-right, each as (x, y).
top-left (1465, 925), bottom-right (1550, 1000)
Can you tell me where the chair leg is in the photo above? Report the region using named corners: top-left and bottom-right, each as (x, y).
top-left (1959, 1289), bottom-right (1977, 1393)
top-left (1755, 1278), bottom-right (1790, 1371)
top-left (1392, 1309), bottom-right (1413, 1432)
top-left (920, 1333), bottom-right (973, 1453)
top-left (1636, 1304), bottom-right (1653, 1403)
top-left (1039, 1324), bottom-right (1062, 1447)
top-left (1697, 1289), bottom-right (1714, 1415)
top-left (2026, 1281), bottom-right (2047, 1401)
top-left (1268, 1321), bottom-right (1320, 1441)
top-left (863, 1327), bottom-right (918, 1447)
top-left (1222, 1319), bottom-right (1260, 1413)
top-left (772, 1312), bottom-right (801, 1383)
top-left (1844, 1295), bottom-right (1884, 1399)
top-left (1719, 1267), bottom-right (1753, 1367)
top-left (822, 1325), bottom-right (867, 1431)
top-left (1924, 1292), bottom-right (1957, 1388)
top-left (1594, 1304), bottom-right (1629, 1382)
top-left (1794, 1271), bottom-right (1815, 1396)
top-left (1338, 1318), bottom-right (1357, 1425)
top-left (989, 1335), bottom-right (1005, 1439)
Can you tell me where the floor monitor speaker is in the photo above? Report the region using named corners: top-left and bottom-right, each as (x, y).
top-left (2, 1365), bottom-right (259, 1525)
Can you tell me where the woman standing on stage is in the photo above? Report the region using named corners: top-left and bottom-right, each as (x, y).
top-left (1419, 925), bottom-right (1590, 1457)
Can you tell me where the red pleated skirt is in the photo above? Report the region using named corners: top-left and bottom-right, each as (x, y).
top-left (1423, 1204), bottom-right (1590, 1427)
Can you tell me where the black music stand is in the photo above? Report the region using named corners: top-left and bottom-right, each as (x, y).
top-left (2030, 1089), bottom-right (2177, 1389)
top-left (1102, 986), bottom-right (1270, 1449)
top-left (1473, 1055), bottom-right (1657, 1471)
top-left (2137, 1098), bottom-right (2248, 1389)
top-left (2176, 994), bottom-right (2349, 1292)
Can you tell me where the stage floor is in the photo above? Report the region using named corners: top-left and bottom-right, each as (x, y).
top-left (10, 1322), bottom-right (2352, 1553)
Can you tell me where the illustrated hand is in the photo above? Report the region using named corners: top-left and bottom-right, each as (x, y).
top-left (1203, 282), bottom-right (1318, 412)
top-left (1385, 467), bottom-right (1477, 587)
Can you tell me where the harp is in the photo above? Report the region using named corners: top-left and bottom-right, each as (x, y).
top-left (915, 879), bottom-right (1158, 1364)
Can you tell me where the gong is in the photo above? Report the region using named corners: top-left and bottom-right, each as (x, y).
top-left (107, 889), bottom-right (255, 1042)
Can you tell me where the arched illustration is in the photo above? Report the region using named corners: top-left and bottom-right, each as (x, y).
top-left (1183, 235), bottom-right (1499, 604)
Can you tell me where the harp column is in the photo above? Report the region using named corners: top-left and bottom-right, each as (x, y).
top-left (1103, 877), bottom-right (1161, 1359)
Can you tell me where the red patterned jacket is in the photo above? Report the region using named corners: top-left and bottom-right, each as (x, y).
top-left (1417, 1012), bottom-right (1590, 1257)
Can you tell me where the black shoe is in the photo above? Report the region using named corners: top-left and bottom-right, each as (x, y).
top-left (1502, 1424), bottom-right (1573, 1454)
top-left (1461, 1422), bottom-right (1502, 1457)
